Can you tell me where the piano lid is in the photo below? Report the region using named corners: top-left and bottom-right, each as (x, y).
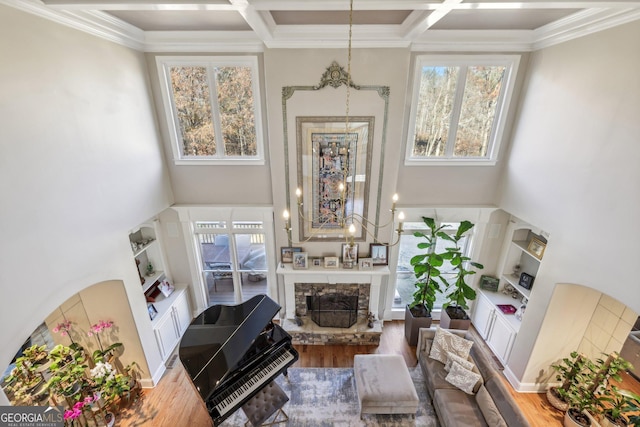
top-left (178, 294), bottom-right (281, 402)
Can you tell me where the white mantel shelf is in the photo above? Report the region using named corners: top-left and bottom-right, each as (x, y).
top-left (276, 263), bottom-right (390, 320)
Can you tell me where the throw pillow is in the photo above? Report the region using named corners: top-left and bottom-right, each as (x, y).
top-left (476, 385), bottom-right (508, 427)
top-left (429, 327), bottom-right (474, 364)
top-left (444, 351), bottom-right (475, 372)
top-left (445, 361), bottom-right (483, 395)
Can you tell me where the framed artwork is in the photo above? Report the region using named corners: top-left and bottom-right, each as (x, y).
top-left (343, 260), bottom-right (354, 269)
top-left (296, 116), bottom-right (374, 241)
top-left (341, 243), bottom-right (359, 263)
top-left (147, 303), bottom-right (158, 321)
top-left (158, 280), bottom-right (174, 298)
top-left (324, 256), bottom-right (339, 269)
top-left (281, 246), bottom-right (302, 263)
top-left (527, 238), bottom-right (546, 260)
top-left (292, 252), bottom-right (308, 269)
top-left (311, 257), bottom-right (322, 267)
top-left (369, 243), bottom-right (388, 265)
top-left (359, 258), bottom-right (373, 271)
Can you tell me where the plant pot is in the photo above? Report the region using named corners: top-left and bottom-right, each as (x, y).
top-left (404, 305), bottom-right (432, 346)
top-left (546, 386), bottom-right (570, 412)
top-left (600, 414), bottom-right (626, 427)
top-left (564, 408), bottom-right (592, 427)
top-left (105, 412), bottom-right (115, 427)
top-left (439, 306), bottom-right (471, 330)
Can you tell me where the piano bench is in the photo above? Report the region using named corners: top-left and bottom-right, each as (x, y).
top-left (241, 381), bottom-right (289, 426)
top-left (354, 354), bottom-right (419, 420)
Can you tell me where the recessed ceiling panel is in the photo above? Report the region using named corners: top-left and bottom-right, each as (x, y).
top-left (270, 10), bottom-right (412, 26)
top-left (107, 10), bottom-right (251, 31)
top-left (432, 9), bottom-right (580, 31)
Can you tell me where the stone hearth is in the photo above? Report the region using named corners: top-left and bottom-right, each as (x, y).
top-left (281, 317), bottom-right (382, 345)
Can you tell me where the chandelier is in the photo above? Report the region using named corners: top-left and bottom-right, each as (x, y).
top-left (282, 0), bottom-right (404, 248)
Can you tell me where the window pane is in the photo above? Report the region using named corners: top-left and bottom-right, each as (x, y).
top-left (412, 66), bottom-right (458, 157)
top-left (170, 66), bottom-right (216, 156)
top-left (215, 66), bottom-right (257, 157)
top-left (454, 66), bottom-right (505, 157)
top-left (393, 226), bottom-right (468, 310)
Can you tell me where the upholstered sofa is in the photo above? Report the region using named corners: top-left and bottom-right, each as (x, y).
top-left (416, 327), bottom-right (530, 427)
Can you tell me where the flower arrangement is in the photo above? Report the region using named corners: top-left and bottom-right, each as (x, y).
top-left (90, 361), bottom-right (115, 386)
top-left (63, 393), bottom-right (99, 426)
top-left (53, 320), bottom-right (77, 346)
top-left (87, 320), bottom-right (122, 362)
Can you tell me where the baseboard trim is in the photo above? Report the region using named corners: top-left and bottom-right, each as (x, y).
top-left (504, 366), bottom-right (549, 393)
top-left (148, 363), bottom-right (167, 388)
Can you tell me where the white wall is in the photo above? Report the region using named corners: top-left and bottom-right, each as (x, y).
top-left (499, 20), bottom-right (640, 384)
top-left (0, 5), bottom-right (173, 403)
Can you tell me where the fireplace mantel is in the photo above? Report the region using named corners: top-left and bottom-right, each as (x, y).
top-left (276, 263), bottom-right (390, 319)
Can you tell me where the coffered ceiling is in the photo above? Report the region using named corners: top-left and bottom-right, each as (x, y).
top-left (5, 1), bottom-right (640, 52)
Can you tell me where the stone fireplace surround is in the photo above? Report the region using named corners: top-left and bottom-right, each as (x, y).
top-left (276, 264), bottom-right (390, 345)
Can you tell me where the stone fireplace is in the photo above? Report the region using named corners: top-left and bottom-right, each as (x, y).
top-left (276, 264), bottom-right (389, 345)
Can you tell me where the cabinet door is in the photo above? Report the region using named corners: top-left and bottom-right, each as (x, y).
top-left (487, 314), bottom-right (516, 363)
top-left (472, 294), bottom-right (495, 339)
top-left (173, 291), bottom-right (192, 337)
top-left (154, 313), bottom-right (178, 360)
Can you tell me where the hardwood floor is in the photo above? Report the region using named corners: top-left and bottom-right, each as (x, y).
top-left (117, 321), bottom-right (640, 427)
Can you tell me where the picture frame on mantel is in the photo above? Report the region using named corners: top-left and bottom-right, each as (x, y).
top-left (370, 243), bottom-right (388, 265)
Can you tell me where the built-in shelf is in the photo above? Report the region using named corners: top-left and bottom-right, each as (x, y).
top-left (512, 240), bottom-right (542, 262)
top-left (141, 270), bottom-right (165, 294)
top-left (501, 274), bottom-right (531, 299)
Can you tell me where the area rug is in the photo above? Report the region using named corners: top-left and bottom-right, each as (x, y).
top-left (221, 366), bottom-right (439, 426)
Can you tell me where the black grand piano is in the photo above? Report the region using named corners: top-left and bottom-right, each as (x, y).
top-left (179, 295), bottom-right (298, 426)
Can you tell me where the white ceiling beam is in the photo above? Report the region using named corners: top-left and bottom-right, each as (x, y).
top-left (402, 0), bottom-right (462, 40)
top-left (228, 0), bottom-right (274, 43)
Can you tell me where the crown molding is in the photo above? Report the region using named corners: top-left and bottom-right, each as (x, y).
top-left (144, 31), bottom-right (265, 52)
top-left (532, 7), bottom-right (640, 49)
top-left (411, 30), bottom-right (534, 53)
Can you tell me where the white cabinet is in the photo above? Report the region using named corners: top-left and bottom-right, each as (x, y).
top-left (472, 291), bottom-right (519, 364)
top-left (152, 285), bottom-right (191, 361)
top-left (488, 313), bottom-right (516, 362)
top-left (472, 293), bottom-right (496, 339)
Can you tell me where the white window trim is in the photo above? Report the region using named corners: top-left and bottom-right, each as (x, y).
top-left (156, 56), bottom-right (265, 165)
top-left (404, 54), bottom-right (520, 166)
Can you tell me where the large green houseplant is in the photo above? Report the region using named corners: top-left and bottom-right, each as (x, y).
top-left (405, 217), bottom-right (450, 344)
top-left (438, 220), bottom-right (484, 329)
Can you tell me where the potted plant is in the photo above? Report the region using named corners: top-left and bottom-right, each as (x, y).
top-left (548, 352), bottom-right (589, 412)
top-left (620, 389), bottom-right (640, 426)
top-left (438, 220), bottom-right (484, 329)
top-left (405, 217), bottom-right (449, 345)
top-left (597, 385), bottom-right (632, 427)
top-left (46, 344), bottom-right (88, 400)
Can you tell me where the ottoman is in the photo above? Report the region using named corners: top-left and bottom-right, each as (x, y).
top-left (354, 354), bottom-right (420, 419)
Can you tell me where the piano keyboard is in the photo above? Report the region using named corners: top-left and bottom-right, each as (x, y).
top-left (213, 346), bottom-right (295, 417)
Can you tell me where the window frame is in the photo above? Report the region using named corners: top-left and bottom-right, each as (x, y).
top-left (404, 54), bottom-right (520, 166)
top-left (156, 55), bottom-right (265, 165)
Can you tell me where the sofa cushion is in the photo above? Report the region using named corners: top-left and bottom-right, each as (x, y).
top-left (433, 388), bottom-right (488, 427)
top-left (445, 361), bottom-right (483, 394)
top-left (445, 351), bottom-right (475, 372)
top-left (484, 377), bottom-right (530, 427)
top-left (430, 327), bottom-right (474, 364)
top-left (476, 385), bottom-right (508, 427)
